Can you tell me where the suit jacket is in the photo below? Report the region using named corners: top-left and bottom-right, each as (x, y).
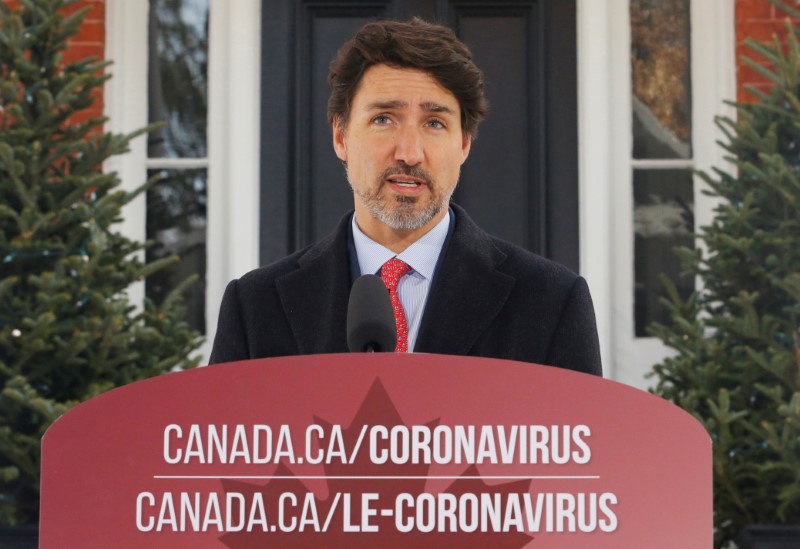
top-left (209, 204), bottom-right (602, 375)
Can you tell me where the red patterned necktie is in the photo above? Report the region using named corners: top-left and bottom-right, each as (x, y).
top-left (380, 258), bottom-right (412, 353)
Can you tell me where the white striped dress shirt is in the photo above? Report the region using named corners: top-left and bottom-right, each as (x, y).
top-left (351, 211), bottom-right (451, 352)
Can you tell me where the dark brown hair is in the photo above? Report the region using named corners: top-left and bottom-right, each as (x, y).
top-left (327, 18), bottom-right (489, 138)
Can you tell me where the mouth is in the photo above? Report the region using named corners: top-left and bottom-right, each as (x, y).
top-left (382, 169), bottom-right (432, 197)
top-left (386, 175), bottom-right (426, 188)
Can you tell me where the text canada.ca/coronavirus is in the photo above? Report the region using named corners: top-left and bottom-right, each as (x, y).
top-left (163, 424), bottom-right (593, 466)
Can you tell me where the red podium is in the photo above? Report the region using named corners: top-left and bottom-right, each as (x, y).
top-left (40, 354), bottom-right (711, 548)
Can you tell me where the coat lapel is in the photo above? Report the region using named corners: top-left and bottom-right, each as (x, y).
top-left (274, 217), bottom-right (352, 354)
top-left (415, 205), bottom-right (515, 355)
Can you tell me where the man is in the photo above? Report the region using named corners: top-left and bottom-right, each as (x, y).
top-left (209, 18), bottom-right (602, 376)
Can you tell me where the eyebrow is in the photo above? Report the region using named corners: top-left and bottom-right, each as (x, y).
top-left (365, 100), bottom-right (456, 115)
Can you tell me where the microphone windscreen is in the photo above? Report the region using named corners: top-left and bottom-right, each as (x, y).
top-left (347, 274), bottom-right (397, 352)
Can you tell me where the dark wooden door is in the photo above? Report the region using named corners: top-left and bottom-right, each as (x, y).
top-left (260, 0), bottom-right (579, 271)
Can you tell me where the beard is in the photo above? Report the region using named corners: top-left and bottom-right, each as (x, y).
top-left (349, 165), bottom-right (455, 231)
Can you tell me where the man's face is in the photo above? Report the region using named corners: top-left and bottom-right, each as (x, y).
top-left (333, 64), bottom-right (472, 243)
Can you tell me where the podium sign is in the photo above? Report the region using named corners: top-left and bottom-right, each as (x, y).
top-left (41, 354), bottom-right (711, 547)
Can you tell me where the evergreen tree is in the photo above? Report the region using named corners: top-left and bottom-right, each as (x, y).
top-left (0, 0), bottom-right (202, 525)
top-left (651, 4), bottom-right (800, 546)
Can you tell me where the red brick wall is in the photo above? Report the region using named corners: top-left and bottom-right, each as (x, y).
top-left (736, 0), bottom-right (800, 102)
top-left (63, 0), bottom-right (106, 125)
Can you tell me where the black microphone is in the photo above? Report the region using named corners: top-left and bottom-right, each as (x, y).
top-left (347, 274), bottom-right (397, 352)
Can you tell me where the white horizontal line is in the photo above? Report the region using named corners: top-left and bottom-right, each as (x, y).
top-left (145, 158), bottom-right (209, 170)
top-left (631, 159), bottom-right (695, 169)
top-left (154, 475), bottom-right (600, 480)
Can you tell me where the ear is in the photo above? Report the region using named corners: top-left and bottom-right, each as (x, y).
top-left (460, 133), bottom-right (472, 164)
top-left (333, 118), bottom-right (347, 162)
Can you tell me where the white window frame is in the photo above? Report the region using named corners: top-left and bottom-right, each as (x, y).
top-left (578, 0), bottom-right (736, 389)
top-left (104, 0), bottom-right (261, 363)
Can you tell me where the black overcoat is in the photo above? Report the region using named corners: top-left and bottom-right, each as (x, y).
top-left (209, 204), bottom-right (602, 376)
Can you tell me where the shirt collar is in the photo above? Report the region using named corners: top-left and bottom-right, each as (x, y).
top-left (351, 211), bottom-right (451, 280)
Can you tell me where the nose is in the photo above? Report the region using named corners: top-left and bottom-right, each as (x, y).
top-left (393, 126), bottom-right (424, 166)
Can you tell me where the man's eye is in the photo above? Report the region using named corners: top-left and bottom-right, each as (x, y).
top-left (426, 119), bottom-right (445, 129)
top-left (372, 115), bottom-right (391, 125)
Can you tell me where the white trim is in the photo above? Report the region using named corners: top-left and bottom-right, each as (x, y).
top-left (630, 159), bottom-right (695, 169)
top-left (608, 0), bottom-right (635, 386)
top-left (104, 0), bottom-right (149, 308)
top-left (577, 0), bottom-right (614, 376)
top-left (691, 0), bottom-right (737, 234)
top-left (146, 158), bottom-right (210, 169)
top-left (206, 0), bottom-right (262, 362)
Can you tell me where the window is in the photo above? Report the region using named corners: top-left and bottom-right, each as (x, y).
top-left (578, 0), bottom-right (735, 388)
top-left (146, 0), bottom-right (210, 335)
top-left (630, 0), bottom-right (695, 337)
top-left (105, 0), bottom-right (261, 362)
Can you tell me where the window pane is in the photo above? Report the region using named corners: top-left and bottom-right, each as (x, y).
top-left (633, 169), bottom-right (694, 337)
top-left (146, 169), bottom-right (207, 334)
top-left (147, 0), bottom-right (209, 158)
top-left (630, 0), bottom-right (692, 159)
